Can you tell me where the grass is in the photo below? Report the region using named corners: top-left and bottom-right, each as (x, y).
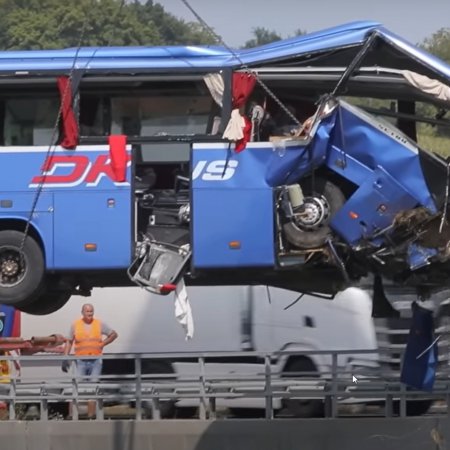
top-left (417, 133), bottom-right (450, 158)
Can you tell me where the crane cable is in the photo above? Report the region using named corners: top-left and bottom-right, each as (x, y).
top-left (179, 0), bottom-right (301, 128)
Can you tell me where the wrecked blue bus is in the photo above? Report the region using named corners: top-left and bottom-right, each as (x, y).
top-left (1, 20), bottom-right (450, 315)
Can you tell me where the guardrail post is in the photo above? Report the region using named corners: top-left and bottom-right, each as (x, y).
top-left (135, 356), bottom-right (142, 420)
top-left (72, 370), bottom-right (79, 421)
top-left (209, 397), bottom-right (216, 420)
top-left (96, 384), bottom-right (104, 421)
top-left (399, 382), bottom-right (407, 418)
top-left (40, 390), bottom-right (48, 422)
top-left (199, 357), bottom-right (207, 420)
top-left (264, 355), bottom-right (273, 419)
top-left (385, 380), bottom-right (393, 418)
top-left (152, 398), bottom-right (161, 420)
top-left (324, 382), bottom-right (331, 418)
top-left (9, 379), bottom-right (15, 420)
top-left (331, 352), bottom-right (338, 418)
top-left (447, 383), bottom-right (450, 417)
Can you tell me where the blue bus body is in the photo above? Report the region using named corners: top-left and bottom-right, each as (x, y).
top-left (0, 146), bottom-right (132, 270)
top-left (0, 20), bottom-right (450, 315)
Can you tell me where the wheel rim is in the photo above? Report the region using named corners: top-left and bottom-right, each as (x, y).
top-left (293, 195), bottom-right (330, 232)
top-left (0, 246), bottom-right (27, 288)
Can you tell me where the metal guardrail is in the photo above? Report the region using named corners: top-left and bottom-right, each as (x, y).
top-left (0, 349), bottom-right (449, 421)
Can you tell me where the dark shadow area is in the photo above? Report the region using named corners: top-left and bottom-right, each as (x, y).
top-left (113, 420), bottom-right (136, 450)
top-left (193, 417), bottom-right (450, 450)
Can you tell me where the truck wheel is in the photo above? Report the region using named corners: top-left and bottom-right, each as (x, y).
top-left (280, 358), bottom-right (325, 418)
top-left (283, 178), bottom-right (345, 249)
top-left (0, 230), bottom-right (44, 306)
top-left (392, 399), bottom-right (433, 416)
top-left (175, 407), bottom-right (198, 419)
top-left (141, 360), bottom-right (176, 419)
top-left (17, 290), bottom-right (71, 315)
top-left (229, 408), bottom-right (265, 418)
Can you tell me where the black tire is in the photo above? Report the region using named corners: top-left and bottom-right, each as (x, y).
top-left (0, 230), bottom-right (45, 306)
top-left (175, 407), bottom-right (198, 419)
top-left (17, 290), bottom-right (71, 315)
top-left (283, 178), bottom-right (345, 249)
top-left (392, 399), bottom-right (433, 416)
top-left (229, 408), bottom-right (265, 418)
top-left (280, 358), bottom-right (325, 418)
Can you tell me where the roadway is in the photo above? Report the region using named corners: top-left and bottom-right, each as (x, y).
top-left (0, 416), bottom-right (447, 450)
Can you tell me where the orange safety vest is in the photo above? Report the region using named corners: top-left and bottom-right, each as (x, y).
top-left (73, 318), bottom-right (103, 356)
top-left (0, 358), bottom-right (10, 383)
top-left (0, 351), bottom-right (19, 383)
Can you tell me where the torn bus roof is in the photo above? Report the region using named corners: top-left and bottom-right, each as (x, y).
top-left (0, 20), bottom-right (442, 77)
top-left (237, 26), bottom-right (450, 85)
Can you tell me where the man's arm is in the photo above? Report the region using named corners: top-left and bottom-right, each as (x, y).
top-left (64, 324), bottom-right (75, 355)
top-left (61, 325), bottom-right (74, 373)
top-left (64, 339), bottom-right (73, 356)
top-left (101, 322), bottom-right (118, 349)
top-left (101, 330), bottom-right (118, 348)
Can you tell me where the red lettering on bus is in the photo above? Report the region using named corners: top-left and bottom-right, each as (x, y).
top-left (29, 154), bottom-right (131, 186)
top-left (85, 154), bottom-right (131, 184)
top-left (31, 155), bottom-right (89, 185)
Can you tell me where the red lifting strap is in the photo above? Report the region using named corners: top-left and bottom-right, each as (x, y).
top-left (57, 76), bottom-right (78, 149)
top-left (108, 134), bottom-right (128, 182)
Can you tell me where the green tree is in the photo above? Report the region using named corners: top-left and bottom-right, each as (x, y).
top-left (242, 26), bottom-right (306, 49)
top-left (242, 27), bottom-right (282, 48)
top-left (288, 28), bottom-right (306, 39)
top-left (0, 0), bottom-right (215, 50)
top-left (419, 29), bottom-right (450, 140)
top-left (421, 28), bottom-right (450, 64)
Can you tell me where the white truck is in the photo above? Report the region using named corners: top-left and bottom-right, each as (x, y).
top-left (18, 284), bottom-right (378, 418)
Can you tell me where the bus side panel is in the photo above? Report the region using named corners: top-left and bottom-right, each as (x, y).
top-left (0, 192), bottom-right (54, 268)
top-left (193, 188), bottom-right (274, 268)
top-left (53, 190), bottom-right (131, 269)
top-left (191, 143), bottom-right (275, 268)
top-left (0, 304), bottom-right (20, 337)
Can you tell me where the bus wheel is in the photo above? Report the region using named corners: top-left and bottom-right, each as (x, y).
top-left (0, 230), bottom-right (44, 306)
top-left (17, 290), bottom-right (71, 315)
top-left (283, 178), bottom-right (345, 249)
top-left (280, 358), bottom-right (325, 418)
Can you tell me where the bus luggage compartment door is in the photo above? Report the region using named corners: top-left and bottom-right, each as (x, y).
top-left (53, 190), bottom-right (132, 269)
top-left (191, 143), bottom-right (275, 269)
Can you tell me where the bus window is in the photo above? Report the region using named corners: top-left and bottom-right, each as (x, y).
top-left (111, 96), bottom-right (212, 137)
top-left (78, 78), bottom-right (220, 139)
top-left (79, 95), bottom-right (107, 137)
top-left (3, 96), bottom-right (59, 146)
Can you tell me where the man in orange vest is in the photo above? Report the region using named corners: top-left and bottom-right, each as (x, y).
top-left (63, 303), bottom-right (118, 419)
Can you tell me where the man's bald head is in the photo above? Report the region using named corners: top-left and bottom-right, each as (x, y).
top-left (81, 303), bottom-right (94, 323)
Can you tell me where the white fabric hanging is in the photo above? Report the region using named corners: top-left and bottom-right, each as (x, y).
top-left (402, 70), bottom-right (450, 103)
top-left (222, 108), bottom-right (245, 142)
top-left (174, 278), bottom-right (194, 340)
top-left (203, 72), bottom-right (224, 107)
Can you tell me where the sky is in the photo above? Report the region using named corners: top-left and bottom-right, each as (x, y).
top-left (157, 0), bottom-right (450, 48)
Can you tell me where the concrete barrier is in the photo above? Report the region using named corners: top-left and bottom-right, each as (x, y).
top-left (0, 417), bottom-right (448, 450)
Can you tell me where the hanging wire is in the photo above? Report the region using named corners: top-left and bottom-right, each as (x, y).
top-left (19, 0), bottom-right (127, 256)
top-left (19, 13), bottom-right (90, 256)
top-left (416, 334), bottom-right (440, 360)
top-left (265, 285), bottom-right (272, 304)
top-left (284, 293), bottom-right (305, 310)
top-left (439, 160), bottom-right (450, 234)
top-left (179, 0), bottom-right (301, 127)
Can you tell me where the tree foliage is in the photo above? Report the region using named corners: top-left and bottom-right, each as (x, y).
top-left (242, 27), bottom-right (282, 48)
top-left (421, 28), bottom-right (450, 64)
top-left (242, 26), bottom-right (306, 49)
top-left (0, 0), bottom-right (216, 49)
